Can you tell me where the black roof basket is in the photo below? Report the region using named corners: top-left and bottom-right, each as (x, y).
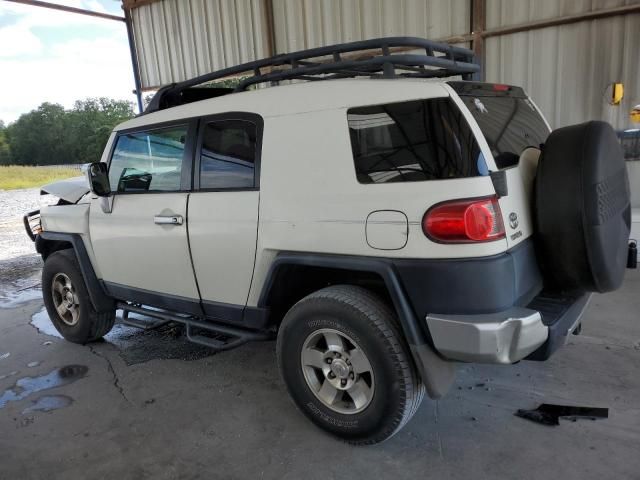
top-left (145, 36), bottom-right (480, 115)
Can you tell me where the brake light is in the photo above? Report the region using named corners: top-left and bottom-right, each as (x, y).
top-left (422, 197), bottom-right (505, 243)
top-left (492, 84), bottom-right (510, 92)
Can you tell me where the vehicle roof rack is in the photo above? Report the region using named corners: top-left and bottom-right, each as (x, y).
top-left (144, 36), bottom-right (480, 115)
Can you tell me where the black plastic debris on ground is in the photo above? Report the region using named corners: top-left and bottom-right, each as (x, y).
top-left (515, 403), bottom-right (609, 426)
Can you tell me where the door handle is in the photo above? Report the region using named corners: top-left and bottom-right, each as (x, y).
top-left (154, 215), bottom-right (183, 226)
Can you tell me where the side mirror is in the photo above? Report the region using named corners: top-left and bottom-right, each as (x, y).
top-left (87, 162), bottom-right (111, 197)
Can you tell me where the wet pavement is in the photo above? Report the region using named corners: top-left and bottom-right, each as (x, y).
top-left (0, 188), bottom-right (55, 304)
top-left (1, 190), bottom-right (639, 479)
top-left (0, 365), bottom-right (88, 409)
top-left (30, 306), bottom-right (213, 365)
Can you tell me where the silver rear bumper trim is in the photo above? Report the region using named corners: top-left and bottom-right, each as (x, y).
top-left (426, 307), bottom-right (548, 364)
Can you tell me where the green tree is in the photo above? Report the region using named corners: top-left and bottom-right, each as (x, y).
top-left (0, 121), bottom-right (11, 165)
top-left (4, 98), bottom-right (135, 166)
top-left (6, 103), bottom-right (69, 165)
top-left (66, 98), bottom-right (135, 163)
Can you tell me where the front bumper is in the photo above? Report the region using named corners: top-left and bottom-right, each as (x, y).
top-left (426, 292), bottom-right (591, 364)
top-left (23, 209), bottom-right (41, 241)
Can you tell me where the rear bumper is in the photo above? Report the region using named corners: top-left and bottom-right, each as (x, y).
top-left (525, 291), bottom-right (592, 361)
top-left (393, 238), bottom-right (543, 316)
top-left (426, 308), bottom-right (547, 364)
top-left (392, 238), bottom-right (594, 364)
top-left (425, 291), bottom-right (591, 364)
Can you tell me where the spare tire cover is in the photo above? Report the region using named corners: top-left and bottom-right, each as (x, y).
top-left (535, 121), bottom-right (630, 293)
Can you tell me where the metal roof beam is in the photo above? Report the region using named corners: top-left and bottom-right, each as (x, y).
top-left (4, 0), bottom-right (125, 22)
top-left (483, 3), bottom-right (640, 39)
top-left (121, 0), bottom-right (162, 9)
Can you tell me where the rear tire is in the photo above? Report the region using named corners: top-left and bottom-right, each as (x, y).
top-left (42, 250), bottom-right (115, 343)
top-left (276, 285), bottom-right (424, 444)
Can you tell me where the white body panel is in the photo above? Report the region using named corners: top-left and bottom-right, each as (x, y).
top-left (188, 191), bottom-right (259, 306)
top-left (41, 204), bottom-right (89, 235)
top-left (365, 210), bottom-right (409, 250)
top-left (246, 96), bottom-right (527, 305)
top-left (40, 177), bottom-right (89, 204)
top-left (89, 193), bottom-right (199, 300)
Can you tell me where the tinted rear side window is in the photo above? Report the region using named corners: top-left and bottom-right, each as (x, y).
top-left (199, 119), bottom-right (257, 189)
top-left (347, 98), bottom-right (483, 184)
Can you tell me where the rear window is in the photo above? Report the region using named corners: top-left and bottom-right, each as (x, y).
top-left (450, 82), bottom-right (550, 169)
top-left (347, 98), bottom-right (485, 184)
top-left (199, 119), bottom-right (257, 189)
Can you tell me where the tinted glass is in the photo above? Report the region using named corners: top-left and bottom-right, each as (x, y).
top-left (199, 120), bottom-right (256, 189)
top-left (348, 98), bottom-right (483, 184)
top-left (457, 93), bottom-right (550, 169)
top-left (109, 126), bottom-right (187, 192)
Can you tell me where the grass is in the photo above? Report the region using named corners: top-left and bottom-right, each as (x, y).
top-left (0, 165), bottom-right (81, 190)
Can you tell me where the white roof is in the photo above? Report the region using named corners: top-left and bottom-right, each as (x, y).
top-left (115, 78), bottom-right (451, 131)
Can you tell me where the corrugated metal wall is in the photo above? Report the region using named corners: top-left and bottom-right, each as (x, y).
top-left (270, 0), bottom-right (469, 52)
top-left (130, 0), bottom-right (470, 89)
top-left (484, 0), bottom-right (640, 130)
top-left (131, 0), bottom-right (270, 89)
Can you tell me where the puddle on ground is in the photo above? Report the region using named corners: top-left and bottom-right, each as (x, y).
top-left (0, 255), bottom-right (43, 309)
top-left (0, 371), bottom-right (18, 381)
top-left (30, 307), bottom-right (62, 338)
top-left (0, 287), bottom-right (42, 309)
top-left (31, 308), bottom-right (214, 365)
top-left (0, 365), bottom-right (88, 409)
top-left (22, 395), bottom-right (73, 414)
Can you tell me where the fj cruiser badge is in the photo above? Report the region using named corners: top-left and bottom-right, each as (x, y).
top-left (509, 212), bottom-right (519, 229)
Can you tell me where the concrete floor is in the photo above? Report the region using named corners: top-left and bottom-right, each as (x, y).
top-left (0, 268), bottom-right (639, 480)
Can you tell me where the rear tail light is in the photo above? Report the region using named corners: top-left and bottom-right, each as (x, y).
top-left (422, 197), bottom-right (505, 243)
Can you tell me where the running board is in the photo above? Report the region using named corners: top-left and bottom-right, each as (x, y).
top-left (121, 308), bottom-right (170, 330)
top-left (116, 302), bottom-right (270, 351)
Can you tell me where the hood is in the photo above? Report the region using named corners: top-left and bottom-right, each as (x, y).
top-left (40, 176), bottom-right (90, 204)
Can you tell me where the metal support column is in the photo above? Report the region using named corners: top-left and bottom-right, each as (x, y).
top-left (124, 7), bottom-right (144, 113)
top-left (471, 0), bottom-right (486, 81)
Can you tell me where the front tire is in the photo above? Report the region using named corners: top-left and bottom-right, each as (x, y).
top-left (276, 285), bottom-right (424, 444)
top-left (42, 249), bottom-right (115, 344)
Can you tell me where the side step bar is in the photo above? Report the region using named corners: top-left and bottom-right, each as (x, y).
top-left (121, 307), bottom-right (170, 330)
top-left (116, 302), bottom-right (271, 352)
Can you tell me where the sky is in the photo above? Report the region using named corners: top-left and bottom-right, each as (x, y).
top-left (0, 0), bottom-right (137, 125)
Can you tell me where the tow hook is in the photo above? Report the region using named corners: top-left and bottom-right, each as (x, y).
top-left (628, 241), bottom-right (637, 269)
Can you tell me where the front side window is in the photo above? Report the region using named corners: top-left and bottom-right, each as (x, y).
top-left (109, 126), bottom-right (188, 192)
top-left (199, 119), bottom-right (257, 189)
top-left (348, 98), bottom-right (483, 184)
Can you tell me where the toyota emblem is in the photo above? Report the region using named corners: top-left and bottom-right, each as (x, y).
top-left (509, 212), bottom-right (519, 230)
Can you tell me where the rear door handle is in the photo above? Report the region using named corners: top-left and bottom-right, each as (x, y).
top-left (154, 215), bottom-right (183, 226)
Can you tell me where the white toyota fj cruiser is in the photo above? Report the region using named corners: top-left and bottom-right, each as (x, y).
top-left (25, 38), bottom-right (633, 444)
